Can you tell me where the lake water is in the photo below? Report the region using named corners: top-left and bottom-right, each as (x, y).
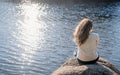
top-left (0, 0), bottom-right (120, 75)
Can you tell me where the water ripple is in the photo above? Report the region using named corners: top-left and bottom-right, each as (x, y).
top-left (0, 0), bottom-right (120, 75)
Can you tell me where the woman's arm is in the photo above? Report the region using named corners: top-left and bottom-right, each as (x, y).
top-left (96, 34), bottom-right (99, 46)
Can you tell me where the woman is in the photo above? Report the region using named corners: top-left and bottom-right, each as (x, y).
top-left (73, 18), bottom-right (99, 64)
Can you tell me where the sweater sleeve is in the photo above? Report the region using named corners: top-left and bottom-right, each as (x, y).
top-left (96, 33), bottom-right (99, 46)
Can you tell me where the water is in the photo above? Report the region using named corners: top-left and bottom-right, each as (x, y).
top-left (0, 0), bottom-right (120, 75)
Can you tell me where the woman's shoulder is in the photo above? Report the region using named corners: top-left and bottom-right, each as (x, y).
top-left (90, 33), bottom-right (99, 38)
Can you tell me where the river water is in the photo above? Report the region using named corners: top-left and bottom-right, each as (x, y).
top-left (0, 0), bottom-right (120, 75)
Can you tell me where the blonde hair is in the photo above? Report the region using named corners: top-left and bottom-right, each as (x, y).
top-left (73, 18), bottom-right (93, 46)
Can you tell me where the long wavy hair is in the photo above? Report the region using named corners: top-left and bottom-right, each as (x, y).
top-left (73, 18), bottom-right (93, 46)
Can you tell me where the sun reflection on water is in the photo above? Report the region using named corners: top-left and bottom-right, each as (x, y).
top-left (14, 2), bottom-right (47, 71)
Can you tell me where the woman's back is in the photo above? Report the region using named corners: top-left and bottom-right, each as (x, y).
top-left (80, 33), bottom-right (99, 51)
top-left (77, 33), bottom-right (99, 61)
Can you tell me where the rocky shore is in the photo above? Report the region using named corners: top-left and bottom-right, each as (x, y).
top-left (52, 57), bottom-right (120, 75)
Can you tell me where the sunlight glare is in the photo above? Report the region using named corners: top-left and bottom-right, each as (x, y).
top-left (15, 2), bottom-right (48, 69)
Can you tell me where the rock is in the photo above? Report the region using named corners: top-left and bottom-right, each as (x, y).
top-left (52, 57), bottom-right (120, 75)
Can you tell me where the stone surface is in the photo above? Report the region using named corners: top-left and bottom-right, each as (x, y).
top-left (52, 57), bottom-right (120, 75)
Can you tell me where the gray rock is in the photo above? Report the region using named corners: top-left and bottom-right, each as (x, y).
top-left (52, 57), bottom-right (120, 75)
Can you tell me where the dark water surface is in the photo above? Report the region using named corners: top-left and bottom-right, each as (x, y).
top-left (0, 0), bottom-right (120, 75)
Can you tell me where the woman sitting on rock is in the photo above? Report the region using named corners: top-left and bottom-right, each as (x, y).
top-left (73, 18), bottom-right (99, 64)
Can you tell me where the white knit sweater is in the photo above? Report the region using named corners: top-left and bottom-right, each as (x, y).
top-left (77, 33), bottom-right (99, 61)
